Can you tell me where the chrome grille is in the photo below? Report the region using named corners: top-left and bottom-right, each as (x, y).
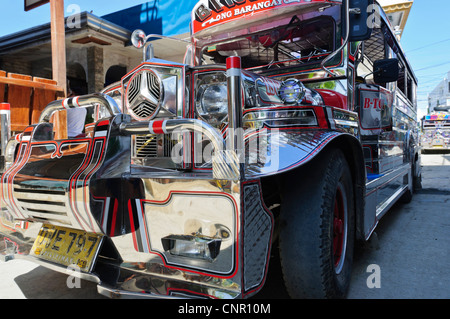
top-left (126, 69), bottom-right (163, 120)
top-left (135, 134), bottom-right (177, 158)
top-left (135, 135), bottom-right (158, 158)
top-left (14, 187), bottom-right (71, 225)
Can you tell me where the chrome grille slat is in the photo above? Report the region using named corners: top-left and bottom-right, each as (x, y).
top-left (134, 134), bottom-right (176, 158)
top-left (128, 74), bottom-right (141, 103)
top-left (147, 72), bottom-right (161, 100)
top-left (136, 135), bottom-right (158, 158)
top-left (13, 186), bottom-right (70, 225)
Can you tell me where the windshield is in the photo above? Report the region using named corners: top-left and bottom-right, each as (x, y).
top-left (200, 15), bottom-right (335, 73)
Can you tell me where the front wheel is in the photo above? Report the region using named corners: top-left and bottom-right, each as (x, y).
top-left (279, 148), bottom-right (355, 298)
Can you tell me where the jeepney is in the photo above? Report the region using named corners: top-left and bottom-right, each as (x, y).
top-left (0, 0), bottom-right (421, 299)
top-left (421, 109), bottom-right (450, 152)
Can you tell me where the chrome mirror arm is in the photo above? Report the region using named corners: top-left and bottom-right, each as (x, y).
top-left (321, 0), bottom-right (350, 77)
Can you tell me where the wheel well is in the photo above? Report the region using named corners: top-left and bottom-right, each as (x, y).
top-left (260, 135), bottom-right (367, 242)
top-left (327, 137), bottom-right (366, 241)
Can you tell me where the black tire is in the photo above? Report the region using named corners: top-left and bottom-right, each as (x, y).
top-left (279, 148), bottom-right (355, 299)
top-left (400, 165), bottom-right (414, 204)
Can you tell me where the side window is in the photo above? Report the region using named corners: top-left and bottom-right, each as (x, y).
top-left (397, 63), bottom-right (406, 96)
top-left (396, 63), bottom-right (416, 106)
top-left (407, 74), bottom-right (414, 103)
top-left (356, 27), bottom-right (387, 86)
top-left (383, 23), bottom-right (417, 107)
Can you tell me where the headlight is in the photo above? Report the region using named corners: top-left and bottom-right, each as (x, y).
top-left (196, 73), bottom-right (228, 126)
top-left (278, 78), bottom-right (306, 104)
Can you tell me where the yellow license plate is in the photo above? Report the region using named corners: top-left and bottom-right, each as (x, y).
top-left (31, 225), bottom-right (103, 272)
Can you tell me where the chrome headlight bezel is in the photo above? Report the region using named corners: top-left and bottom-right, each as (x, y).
top-left (278, 78), bottom-right (306, 105)
top-left (195, 72), bottom-right (228, 126)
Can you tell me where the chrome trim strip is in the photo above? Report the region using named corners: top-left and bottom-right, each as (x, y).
top-left (97, 284), bottom-right (187, 299)
top-left (8, 254), bottom-right (101, 284)
top-left (321, 0), bottom-right (349, 76)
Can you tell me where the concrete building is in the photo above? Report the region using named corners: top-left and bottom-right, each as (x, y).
top-left (427, 71), bottom-right (450, 114)
top-left (0, 1), bottom-right (197, 95)
top-left (378, 0), bottom-right (414, 40)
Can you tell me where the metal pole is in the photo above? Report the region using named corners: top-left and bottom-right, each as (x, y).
top-left (0, 103), bottom-right (11, 171)
top-left (226, 56), bottom-right (244, 164)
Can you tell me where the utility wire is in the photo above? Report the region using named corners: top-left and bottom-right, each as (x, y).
top-left (406, 38), bottom-right (450, 53)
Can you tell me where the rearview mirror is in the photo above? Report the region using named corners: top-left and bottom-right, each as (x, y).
top-left (373, 58), bottom-right (399, 84)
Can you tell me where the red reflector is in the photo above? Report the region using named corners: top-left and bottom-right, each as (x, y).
top-left (0, 103), bottom-right (10, 111)
top-left (226, 56), bottom-right (241, 69)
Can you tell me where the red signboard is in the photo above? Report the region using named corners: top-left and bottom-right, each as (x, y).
top-left (25, 0), bottom-right (50, 11)
top-left (192, 0), bottom-right (336, 34)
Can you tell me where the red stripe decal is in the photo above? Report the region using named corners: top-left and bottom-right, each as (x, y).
top-left (128, 200), bottom-right (139, 251)
top-left (97, 120), bottom-right (110, 127)
top-left (110, 199), bottom-right (118, 237)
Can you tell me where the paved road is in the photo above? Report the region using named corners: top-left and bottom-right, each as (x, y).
top-left (1, 154), bottom-right (449, 299)
top-left (347, 153), bottom-right (450, 299)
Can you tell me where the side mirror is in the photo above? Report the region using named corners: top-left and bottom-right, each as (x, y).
top-left (373, 58), bottom-right (399, 84)
top-left (348, 0), bottom-right (375, 42)
top-left (131, 29), bottom-right (154, 61)
top-left (131, 29), bottom-right (147, 49)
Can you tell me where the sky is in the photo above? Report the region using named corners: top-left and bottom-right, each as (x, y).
top-left (400, 0), bottom-right (450, 118)
top-left (0, 0), bottom-right (148, 32)
top-left (0, 0), bottom-right (448, 119)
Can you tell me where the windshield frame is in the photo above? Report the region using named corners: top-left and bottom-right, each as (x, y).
top-left (193, 4), bottom-right (341, 76)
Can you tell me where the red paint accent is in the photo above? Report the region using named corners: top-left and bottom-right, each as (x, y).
top-left (316, 89), bottom-right (348, 110)
top-left (192, 0), bottom-right (336, 34)
top-left (333, 186), bottom-right (345, 269)
top-left (128, 200), bottom-right (139, 252)
top-left (110, 199), bottom-right (118, 237)
top-left (226, 56), bottom-right (241, 69)
top-left (97, 120), bottom-right (110, 127)
top-left (314, 106), bottom-right (329, 129)
top-left (0, 103), bottom-right (10, 111)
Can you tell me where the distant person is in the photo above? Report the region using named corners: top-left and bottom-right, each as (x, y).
top-left (66, 85), bottom-right (87, 138)
top-left (67, 108), bottom-right (87, 138)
